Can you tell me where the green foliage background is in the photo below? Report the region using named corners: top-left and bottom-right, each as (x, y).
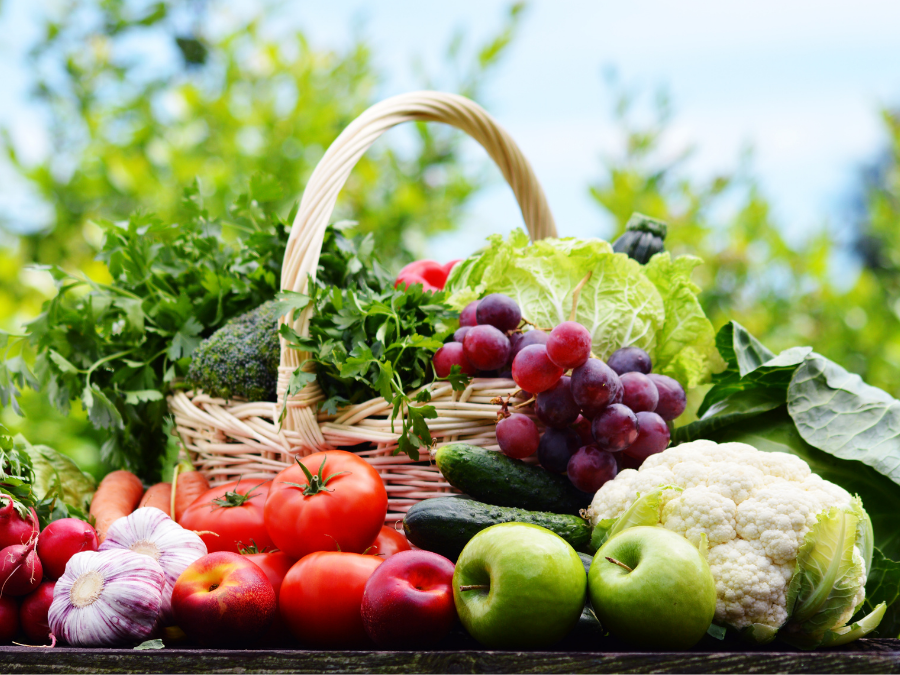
top-left (1, 0), bottom-right (899, 477)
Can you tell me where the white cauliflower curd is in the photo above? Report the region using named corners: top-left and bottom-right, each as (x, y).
top-left (587, 440), bottom-right (883, 647)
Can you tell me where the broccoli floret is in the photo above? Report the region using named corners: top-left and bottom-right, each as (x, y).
top-left (187, 300), bottom-right (281, 401)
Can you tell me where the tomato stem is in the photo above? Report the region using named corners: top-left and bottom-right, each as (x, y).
top-left (281, 457), bottom-right (350, 496)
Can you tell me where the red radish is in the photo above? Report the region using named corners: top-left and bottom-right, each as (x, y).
top-left (0, 541), bottom-right (43, 596)
top-left (37, 518), bottom-right (99, 580)
top-left (0, 595), bottom-right (18, 642)
top-left (0, 497), bottom-right (39, 549)
top-left (20, 580), bottom-right (55, 643)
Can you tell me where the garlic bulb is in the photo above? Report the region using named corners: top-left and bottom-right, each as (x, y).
top-left (99, 507), bottom-right (207, 624)
top-left (49, 549), bottom-right (165, 646)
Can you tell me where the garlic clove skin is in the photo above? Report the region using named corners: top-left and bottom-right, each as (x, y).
top-left (99, 507), bottom-right (207, 626)
top-left (49, 549), bottom-right (165, 647)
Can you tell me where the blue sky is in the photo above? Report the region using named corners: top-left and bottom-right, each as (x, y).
top-left (2, 0), bottom-right (899, 261)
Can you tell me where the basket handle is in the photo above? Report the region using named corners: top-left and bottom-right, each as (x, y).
top-left (277, 91), bottom-right (556, 433)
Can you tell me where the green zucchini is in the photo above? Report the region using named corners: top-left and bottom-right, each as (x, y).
top-left (434, 443), bottom-right (592, 514)
top-left (403, 496), bottom-right (592, 561)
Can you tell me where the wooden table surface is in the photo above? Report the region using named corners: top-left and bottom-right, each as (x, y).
top-left (0, 639), bottom-right (897, 674)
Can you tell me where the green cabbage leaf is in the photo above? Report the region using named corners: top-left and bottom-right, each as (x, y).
top-left (445, 231), bottom-right (722, 388)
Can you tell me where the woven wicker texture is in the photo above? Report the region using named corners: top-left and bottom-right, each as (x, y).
top-left (171, 91), bottom-right (556, 523)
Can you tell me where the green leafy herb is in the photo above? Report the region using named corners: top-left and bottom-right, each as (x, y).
top-left (278, 231), bottom-right (456, 461)
top-left (4, 179), bottom-right (291, 481)
top-left (0, 424), bottom-right (94, 527)
top-left (281, 279), bottom-right (455, 460)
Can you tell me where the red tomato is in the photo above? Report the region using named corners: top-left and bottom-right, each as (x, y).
top-left (179, 479), bottom-right (275, 553)
top-left (264, 451), bottom-right (387, 560)
top-left (242, 550), bottom-right (294, 598)
top-left (368, 525), bottom-right (411, 558)
top-left (279, 551), bottom-right (382, 647)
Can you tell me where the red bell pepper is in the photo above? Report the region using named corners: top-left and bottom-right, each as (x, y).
top-left (395, 259), bottom-right (460, 292)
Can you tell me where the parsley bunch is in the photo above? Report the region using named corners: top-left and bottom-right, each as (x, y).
top-left (279, 227), bottom-right (465, 460)
top-left (1, 178), bottom-right (291, 481)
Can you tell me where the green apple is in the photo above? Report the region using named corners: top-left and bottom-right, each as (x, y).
top-left (588, 526), bottom-right (716, 649)
top-left (453, 523), bottom-right (586, 649)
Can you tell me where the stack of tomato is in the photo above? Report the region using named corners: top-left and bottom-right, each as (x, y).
top-left (172, 450), bottom-right (457, 649)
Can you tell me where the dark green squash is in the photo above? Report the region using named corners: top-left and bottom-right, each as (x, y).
top-left (612, 213), bottom-right (668, 264)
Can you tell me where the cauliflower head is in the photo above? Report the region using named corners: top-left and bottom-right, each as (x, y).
top-left (586, 440), bottom-right (873, 645)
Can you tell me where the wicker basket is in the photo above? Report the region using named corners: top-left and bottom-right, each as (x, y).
top-left (168, 91), bottom-right (557, 524)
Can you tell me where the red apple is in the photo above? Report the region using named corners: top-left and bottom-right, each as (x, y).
top-left (172, 551), bottom-right (276, 647)
top-left (368, 525), bottom-right (411, 558)
top-left (361, 549), bottom-right (457, 648)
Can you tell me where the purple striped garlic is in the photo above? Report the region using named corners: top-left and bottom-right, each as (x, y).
top-left (49, 549), bottom-right (165, 646)
top-left (98, 507), bottom-right (207, 625)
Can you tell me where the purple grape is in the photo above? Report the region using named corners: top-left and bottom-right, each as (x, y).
top-left (535, 376), bottom-right (580, 429)
top-left (571, 359), bottom-right (623, 419)
top-left (616, 452), bottom-right (643, 471)
top-left (591, 403), bottom-right (639, 452)
top-left (510, 329), bottom-right (549, 360)
top-left (460, 301), bottom-right (479, 327)
top-left (454, 326), bottom-right (472, 343)
top-left (547, 321), bottom-right (592, 370)
top-left (571, 415), bottom-right (594, 447)
top-left (463, 325), bottom-right (511, 371)
top-left (432, 342), bottom-right (476, 378)
top-left (624, 411), bottom-right (670, 461)
top-left (567, 446), bottom-right (618, 493)
top-left (512, 344), bottom-right (564, 394)
top-left (476, 294), bottom-right (522, 333)
top-left (537, 428), bottom-right (581, 473)
top-left (620, 372), bottom-right (659, 413)
top-left (607, 346), bottom-right (652, 375)
top-left (496, 413), bottom-right (540, 459)
top-left (648, 374), bottom-right (687, 421)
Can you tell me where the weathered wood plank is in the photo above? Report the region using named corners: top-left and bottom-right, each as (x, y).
top-left (0, 641), bottom-right (897, 675)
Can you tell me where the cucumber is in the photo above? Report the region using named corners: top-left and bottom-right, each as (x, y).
top-left (434, 443), bottom-right (592, 514)
top-left (403, 496), bottom-right (591, 561)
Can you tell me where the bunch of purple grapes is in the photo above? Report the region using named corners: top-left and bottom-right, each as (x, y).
top-left (432, 293), bottom-right (687, 495)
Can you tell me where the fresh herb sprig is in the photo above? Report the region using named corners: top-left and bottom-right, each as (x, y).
top-left (1, 177), bottom-right (291, 481)
top-left (277, 231), bottom-right (464, 460)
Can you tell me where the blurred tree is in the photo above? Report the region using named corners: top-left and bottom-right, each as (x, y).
top-left (0, 0), bottom-right (524, 473)
top-left (590, 83), bottom-right (900, 397)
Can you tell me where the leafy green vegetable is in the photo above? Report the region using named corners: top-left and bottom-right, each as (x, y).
top-left (18, 437), bottom-right (96, 516)
top-left (780, 499), bottom-right (884, 649)
top-left (0, 424), bottom-right (94, 526)
top-left (2, 180), bottom-right (290, 481)
top-left (789, 354), bottom-right (900, 487)
top-left (280, 280), bottom-right (457, 461)
top-left (445, 230), bottom-right (721, 388)
top-left (854, 549), bottom-right (900, 639)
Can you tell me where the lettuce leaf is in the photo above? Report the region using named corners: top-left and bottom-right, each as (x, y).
top-left (446, 232), bottom-right (721, 388)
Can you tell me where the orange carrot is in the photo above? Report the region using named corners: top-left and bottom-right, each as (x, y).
top-left (90, 470), bottom-right (144, 543)
top-left (173, 470), bottom-right (210, 523)
top-left (138, 482), bottom-right (172, 517)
